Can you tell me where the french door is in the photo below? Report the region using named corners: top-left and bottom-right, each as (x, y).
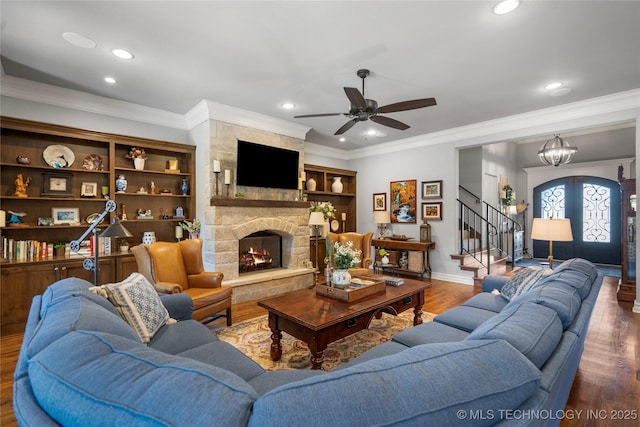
top-left (533, 176), bottom-right (621, 265)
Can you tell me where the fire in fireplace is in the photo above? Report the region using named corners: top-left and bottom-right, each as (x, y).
top-left (238, 231), bottom-right (282, 273)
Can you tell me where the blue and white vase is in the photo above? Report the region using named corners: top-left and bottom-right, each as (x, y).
top-left (116, 175), bottom-right (127, 193)
top-left (180, 178), bottom-right (190, 196)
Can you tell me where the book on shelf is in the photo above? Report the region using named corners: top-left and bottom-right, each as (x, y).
top-left (380, 276), bottom-right (404, 286)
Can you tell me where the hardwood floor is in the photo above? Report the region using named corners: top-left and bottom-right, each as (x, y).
top-left (1, 277), bottom-right (637, 426)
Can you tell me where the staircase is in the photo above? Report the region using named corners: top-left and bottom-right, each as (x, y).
top-left (451, 194), bottom-right (522, 285)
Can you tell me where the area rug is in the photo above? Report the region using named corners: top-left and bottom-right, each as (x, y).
top-left (212, 310), bottom-right (435, 371)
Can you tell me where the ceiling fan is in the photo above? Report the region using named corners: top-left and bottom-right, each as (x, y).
top-left (294, 69), bottom-right (437, 135)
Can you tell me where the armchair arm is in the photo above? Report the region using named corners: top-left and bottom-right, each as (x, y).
top-left (361, 257), bottom-right (373, 269)
top-left (154, 281), bottom-right (183, 294)
top-left (187, 272), bottom-right (224, 289)
top-left (159, 293), bottom-right (193, 321)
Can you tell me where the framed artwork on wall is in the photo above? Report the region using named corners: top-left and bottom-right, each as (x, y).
top-left (42, 172), bottom-right (73, 197)
top-left (81, 182), bottom-right (98, 197)
top-left (422, 202), bottom-right (443, 220)
top-left (390, 180), bottom-right (417, 223)
top-left (373, 193), bottom-right (387, 211)
top-left (422, 180), bottom-right (442, 199)
top-left (51, 207), bottom-right (80, 225)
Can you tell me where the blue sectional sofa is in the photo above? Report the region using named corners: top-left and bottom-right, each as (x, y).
top-left (14, 258), bottom-right (602, 426)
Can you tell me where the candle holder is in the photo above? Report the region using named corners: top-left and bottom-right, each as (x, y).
top-left (214, 171), bottom-right (220, 196)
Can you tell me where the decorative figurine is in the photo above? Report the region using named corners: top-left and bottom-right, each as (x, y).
top-left (150, 181), bottom-right (156, 194)
top-left (13, 174), bottom-right (32, 197)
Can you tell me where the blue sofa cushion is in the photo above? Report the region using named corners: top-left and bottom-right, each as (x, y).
top-left (249, 370), bottom-right (326, 396)
top-left (500, 267), bottom-right (553, 301)
top-left (433, 306), bottom-right (497, 332)
top-left (512, 281), bottom-right (582, 329)
top-left (177, 341), bottom-right (265, 382)
top-left (27, 278), bottom-right (140, 358)
top-left (462, 292), bottom-right (509, 312)
top-left (553, 257), bottom-right (598, 282)
top-left (250, 340), bottom-right (541, 427)
top-left (466, 302), bottom-right (563, 368)
top-left (149, 319), bottom-right (219, 354)
top-left (392, 321), bottom-right (470, 347)
top-left (537, 269), bottom-right (594, 300)
top-left (29, 330), bottom-right (257, 427)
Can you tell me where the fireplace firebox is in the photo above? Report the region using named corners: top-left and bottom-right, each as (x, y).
top-left (238, 231), bottom-right (282, 273)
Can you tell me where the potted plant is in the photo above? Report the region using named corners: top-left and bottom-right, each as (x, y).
top-left (180, 219), bottom-right (201, 239)
top-left (53, 242), bottom-right (66, 257)
top-left (379, 248), bottom-right (390, 265)
top-left (331, 241), bottom-right (362, 289)
top-left (124, 147), bottom-right (147, 170)
top-left (118, 238), bottom-right (130, 252)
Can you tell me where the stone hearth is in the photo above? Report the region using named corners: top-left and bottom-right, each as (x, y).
top-left (203, 199), bottom-right (313, 304)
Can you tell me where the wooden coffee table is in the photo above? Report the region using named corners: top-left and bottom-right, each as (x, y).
top-left (257, 277), bottom-right (431, 370)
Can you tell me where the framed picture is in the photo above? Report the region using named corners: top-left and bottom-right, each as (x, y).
top-left (42, 172), bottom-right (73, 197)
top-left (81, 182), bottom-right (98, 197)
top-left (51, 207), bottom-right (80, 225)
top-left (422, 180), bottom-right (442, 199)
top-left (422, 202), bottom-right (443, 220)
top-left (390, 180), bottom-right (417, 223)
top-left (373, 193), bottom-right (387, 211)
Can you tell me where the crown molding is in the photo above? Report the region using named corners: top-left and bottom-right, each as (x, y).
top-left (0, 74), bottom-right (188, 129)
top-left (185, 99), bottom-right (310, 140)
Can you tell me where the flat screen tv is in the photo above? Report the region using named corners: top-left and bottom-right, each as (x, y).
top-left (236, 140), bottom-right (300, 190)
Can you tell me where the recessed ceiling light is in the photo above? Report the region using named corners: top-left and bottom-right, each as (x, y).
top-left (545, 82), bottom-right (563, 90)
top-left (62, 32), bottom-right (96, 49)
top-left (111, 48), bottom-right (134, 60)
top-left (493, 0), bottom-right (520, 15)
top-left (339, 137), bottom-right (346, 142)
top-left (104, 76), bottom-right (117, 84)
top-left (282, 103), bottom-right (295, 109)
top-left (550, 88), bottom-right (572, 97)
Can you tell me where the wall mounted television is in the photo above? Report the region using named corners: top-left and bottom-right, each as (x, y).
top-left (236, 140), bottom-right (300, 190)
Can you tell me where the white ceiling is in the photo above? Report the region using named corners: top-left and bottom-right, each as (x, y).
top-left (1, 1), bottom-right (639, 150)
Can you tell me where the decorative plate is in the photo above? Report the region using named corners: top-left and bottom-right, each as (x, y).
top-left (82, 154), bottom-right (104, 171)
top-left (43, 145), bottom-right (75, 168)
top-left (85, 212), bottom-right (105, 225)
top-left (331, 219), bottom-right (340, 232)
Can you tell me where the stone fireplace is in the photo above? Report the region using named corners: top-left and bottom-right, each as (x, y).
top-left (239, 231), bottom-right (281, 273)
top-left (204, 199), bottom-right (313, 304)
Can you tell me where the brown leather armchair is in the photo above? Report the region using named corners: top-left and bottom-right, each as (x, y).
top-left (328, 232), bottom-right (374, 276)
top-left (132, 239), bottom-right (232, 325)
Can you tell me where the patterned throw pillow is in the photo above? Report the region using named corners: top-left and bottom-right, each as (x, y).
top-left (91, 273), bottom-right (174, 343)
top-left (499, 267), bottom-right (553, 301)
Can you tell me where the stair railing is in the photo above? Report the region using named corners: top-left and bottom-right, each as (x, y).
top-left (484, 202), bottom-right (523, 265)
top-left (458, 199), bottom-right (498, 274)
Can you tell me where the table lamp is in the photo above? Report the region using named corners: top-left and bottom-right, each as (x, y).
top-left (531, 217), bottom-right (573, 268)
top-left (70, 200), bottom-right (132, 286)
top-left (308, 211), bottom-right (325, 287)
top-left (373, 211), bottom-right (391, 238)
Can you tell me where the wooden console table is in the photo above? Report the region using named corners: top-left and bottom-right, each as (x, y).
top-left (372, 238), bottom-right (435, 279)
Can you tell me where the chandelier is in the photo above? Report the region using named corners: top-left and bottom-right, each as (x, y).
top-left (538, 134), bottom-right (577, 167)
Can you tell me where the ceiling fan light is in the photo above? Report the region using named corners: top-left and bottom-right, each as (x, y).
top-left (544, 82), bottom-right (563, 90)
top-left (538, 135), bottom-right (577, 167)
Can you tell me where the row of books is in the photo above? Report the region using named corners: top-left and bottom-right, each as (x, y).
top-left (2, 237), bottom-right (112, 261)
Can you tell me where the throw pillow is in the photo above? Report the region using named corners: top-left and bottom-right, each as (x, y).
top-left (90, 273), bottom-right (175, 343)
top-left (499, 266), bottom-right (552, 301)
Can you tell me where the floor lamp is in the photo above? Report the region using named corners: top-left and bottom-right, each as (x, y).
top-left (308, 211), bottom-right (325, 287)
top-left (70, 200), bottom-right (132, 286)
top-left (530, 217), bottom-right (573, 269)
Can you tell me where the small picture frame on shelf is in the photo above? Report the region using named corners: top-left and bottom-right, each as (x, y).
top-left (422, 202), bottom-right (442, 220)
top-left (42, 172), bottom-right (73, 197)
top-left (80, 182), bottom-right (98, 197)
top-left (421, 180), bottom-right (442, 199)
top-left (52, 207), bottom-right (80, 225)
top-left (373, 193), bottom-right (387, 211)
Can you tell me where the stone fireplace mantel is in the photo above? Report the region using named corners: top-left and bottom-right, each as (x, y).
top-left (210, 198), bottom-right (309, 208)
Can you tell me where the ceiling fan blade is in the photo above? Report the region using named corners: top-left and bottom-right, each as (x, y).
top-left (344, 87), bottom-right (367, 110)
top-left (294, 112), bottom-right (344, 118)
top-left (378, 98), bottom-right (437, 114)
top-left (334, 119), bottom-right (359, 135)
top-left (370, 115), bottom-right (410, 131)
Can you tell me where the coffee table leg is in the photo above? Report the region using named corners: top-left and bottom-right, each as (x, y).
top-left (413, 304), bottom-right (424, 326)
top-left (310, 349), bottom-right (325, 370)
top-left (270, 329), bottom-right (282, 361)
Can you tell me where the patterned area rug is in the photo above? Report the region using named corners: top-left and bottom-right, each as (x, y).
top-left (212, 310), bottom-right (435, 371)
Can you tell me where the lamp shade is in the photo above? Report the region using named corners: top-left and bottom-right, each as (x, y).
top-left (373, 211), bottom-right (391, 224)
top-left (531, 218), bottom-right (573, 242)
top-left (100, 218), bottom-right (133, 238)
top-left (308, 211), bottom-right (325, 226)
